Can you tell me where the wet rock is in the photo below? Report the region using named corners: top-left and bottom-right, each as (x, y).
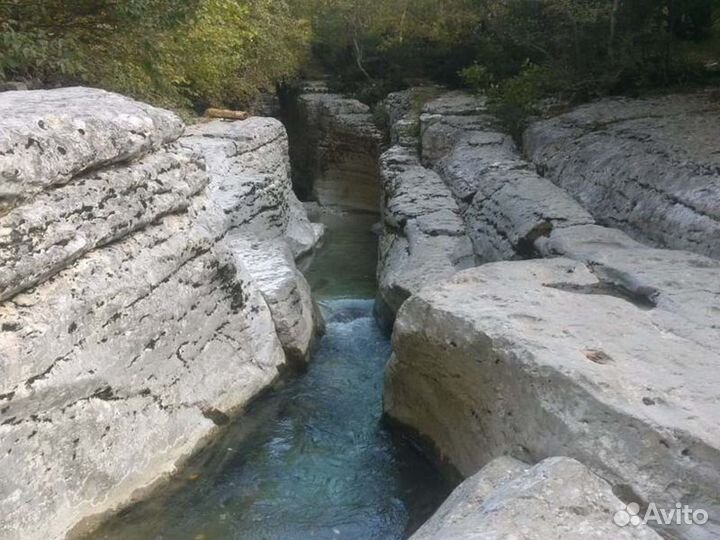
top-left (411, 457), bottom-right (662, 540)
top-left (524, 91), bottom-right (720, 258)
top-left (0, 87), bottom-right (183, 214)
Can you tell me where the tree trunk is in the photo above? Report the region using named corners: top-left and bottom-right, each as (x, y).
top-left (609, 0), bottom-right (621, 61)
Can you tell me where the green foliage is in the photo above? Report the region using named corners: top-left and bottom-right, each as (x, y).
top-left (460, 64), bottom-right (493, 92)
top-left (0, 0), bottom-right (309, 110)
top-left (1, 0), bottom-right (717, 115)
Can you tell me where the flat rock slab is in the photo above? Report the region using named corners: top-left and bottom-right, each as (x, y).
top-left (524, 91), bottom-right (720, 258)
top-left (0, 87), bottom-right (183, 213)
top-left (385, 257), bottom-right (720, 540)
top-left (411, 456), bottom-right (662, 540)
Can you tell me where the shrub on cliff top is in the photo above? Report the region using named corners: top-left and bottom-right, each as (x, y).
top-left (0, 0), bottom-right (309, 111)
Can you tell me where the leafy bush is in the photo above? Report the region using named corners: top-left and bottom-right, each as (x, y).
top-left (0, 0), bottom-right (309, 111)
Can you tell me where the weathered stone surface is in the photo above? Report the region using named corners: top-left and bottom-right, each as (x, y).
top-left (535, 224), bottom-right (720, 347)
top-left (411, 457), bottom-right (662, 540)
top-left (0, 147), bottom-right (207, 302)
top-left (286, 89), bottom-right (382, 211)
top-left (385, 257), bottom-right (720, 540)
top-left (465, 167), bottom-right (595, 261)
top-left (376, 145), bottom-right (474, 323)
top-left (180, 118), bottom-right (324, 360)
top-left (0, 212), bottom-right (287, 540)
top-left (421, 113), bottom-right (501, 167)
top-left (524, 91), bottom-right (720, 258)
top-left (0, 87), bottom-right (183, 213)
top-left (0, 95), bottom-right (322, 540)
top-left (286, 192), bottom-right (325, 260)
top-left (226, 236), bottom-right (321, 365)
top-left (381, 87), bottom-right (443, 148)
top-left (422, 91), bottom-right (488, 117)
top-left (181, 118), bottom-right (294, 240)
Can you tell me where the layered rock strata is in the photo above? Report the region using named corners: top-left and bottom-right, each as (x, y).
top-left (0, 88), bottom-right (322, 540)
top-left (375, 90), bottom-right (475, 325)
top-left (381, 89), bottom-right (720, 540)
top-left (524, 92), bottom-right (720, 259)
top-left (284, 84), bottom-right (382, 212)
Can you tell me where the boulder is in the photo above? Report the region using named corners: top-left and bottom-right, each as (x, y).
top-left (410, 457), bottom-right (662, 540)
top-left (524, 91), bottom-right (720, 259)
top-left (385, 257), bottom-right (720, 540)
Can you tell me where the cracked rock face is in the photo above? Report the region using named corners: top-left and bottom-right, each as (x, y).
top-left (0, 91), bottom-right (322, 540)
top-left (0, 147), bottom-right (208, 302)
top-left (410, 456), bottom-right (662, 540)
top-left (385, 257), bottom-right (720, 540)
top-left (524, 92), bottom-right (720, 259)
top-left (180, 118), bottom-right (324, 363)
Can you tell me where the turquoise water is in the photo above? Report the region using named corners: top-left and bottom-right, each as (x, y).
top-left (86, 212), bottom-right (452, 540)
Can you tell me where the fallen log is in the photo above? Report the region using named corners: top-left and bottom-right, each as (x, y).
top-left (204, 108), bottom-right (250, 120)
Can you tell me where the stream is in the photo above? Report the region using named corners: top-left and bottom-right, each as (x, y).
top-left (87, 210), bottom-right (453, 540)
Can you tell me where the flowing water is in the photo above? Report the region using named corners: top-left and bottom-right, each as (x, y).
top-left (86, 210), bottom-right (452, 540)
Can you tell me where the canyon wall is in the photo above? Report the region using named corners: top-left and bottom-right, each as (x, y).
top-left (0, 87), bottom-right (322, 540)
top-left (379, 89), bottom-right (720, 540)
top-left (283, 82), bottom-right (382, 213)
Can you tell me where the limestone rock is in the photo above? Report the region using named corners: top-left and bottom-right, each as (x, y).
top-left (0, 94), bottom-right (322, 540)
top-left (0, 147), bottom-right (207, 302)
top-left (524, 91), bottom-right (720, 258)
top-left (180, 118), bottom-right (324, 361)
top-left (411, 457), bottom-right (662, 540)
top-left (226, 236), bottom-right (321, 365)
top-left (0, 87), bottom-right (183, 213)
top-left (535, 224), bottom-right (720, 348)
top-left (0, 212), bottom-right (287, 540)
top-left (465, 167), bottom-right (594, 262)
top-left (385, 257), bottom-right (720, 540)
top-left (376, 145), bottom-right (474, 324)
top-left (287, 91), bottom-right (382, 211)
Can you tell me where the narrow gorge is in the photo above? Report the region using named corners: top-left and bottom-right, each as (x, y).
top-left (0, 81), bottom-right (718, 540)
